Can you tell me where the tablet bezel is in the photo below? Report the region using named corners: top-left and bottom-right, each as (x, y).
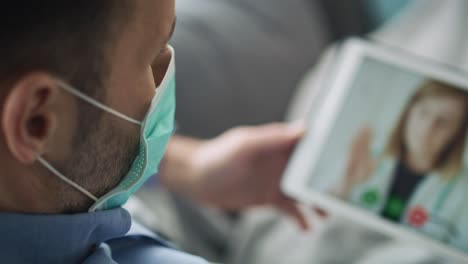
top-left (281, 38), bottom-right (468, 263)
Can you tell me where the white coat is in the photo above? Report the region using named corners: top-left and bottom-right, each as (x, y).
top-left (349, 157), bottom-right (468, 251)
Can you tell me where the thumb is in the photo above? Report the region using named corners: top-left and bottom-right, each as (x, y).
top-left (243, 122), bottom-right (306, 153)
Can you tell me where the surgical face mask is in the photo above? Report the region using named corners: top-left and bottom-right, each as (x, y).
top-left (38, 46), bottom-right (176, 212)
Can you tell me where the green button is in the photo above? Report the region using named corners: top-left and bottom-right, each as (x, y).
top-left (361, 189), bottom-right (380, 207)
top-left (384, 196), bottom-right (405, 218)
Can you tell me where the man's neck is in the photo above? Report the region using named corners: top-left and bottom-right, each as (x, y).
top-left (0, 163), bottom-right (59, 214)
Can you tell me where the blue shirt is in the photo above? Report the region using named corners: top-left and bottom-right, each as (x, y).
top-left (0, 207), bottom-right (209, 264)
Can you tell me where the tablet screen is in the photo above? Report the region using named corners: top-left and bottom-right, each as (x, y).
top-left (306, 55), bottom-right (468, 253)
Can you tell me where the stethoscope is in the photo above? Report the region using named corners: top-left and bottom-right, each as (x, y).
top-left (405, 175), bottom-right (460, 236)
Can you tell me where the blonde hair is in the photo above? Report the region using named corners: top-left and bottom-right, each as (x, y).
top-left (384, 80), bottom-right (468, 179)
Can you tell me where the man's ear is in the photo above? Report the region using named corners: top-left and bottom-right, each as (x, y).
top-left (2, 73), bottom-right (60, 164)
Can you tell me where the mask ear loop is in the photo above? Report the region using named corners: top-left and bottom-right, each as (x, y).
top-left (43, 78), bottom-right (142, 204)
top-left (55, 80), bottom-right (142, 126)
top-left (37, 156), bottom-right (98, 202)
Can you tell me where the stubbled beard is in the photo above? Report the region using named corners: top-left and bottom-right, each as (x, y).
top-left (57, 106), bottom-right (140, 213)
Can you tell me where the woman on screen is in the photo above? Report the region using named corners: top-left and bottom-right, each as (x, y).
top-left (337, 79), bottom-right (468, 249)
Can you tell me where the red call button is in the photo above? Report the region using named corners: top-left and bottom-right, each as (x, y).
top-left (408, 206), bottom-right (429, 228)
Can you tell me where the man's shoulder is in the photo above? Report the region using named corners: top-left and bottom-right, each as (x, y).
top-left (83, 222), bottom-right (210, 264)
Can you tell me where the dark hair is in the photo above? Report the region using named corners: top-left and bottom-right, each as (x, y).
top-left (0, 1), bottom-right (133, 98)
top-left (0, 1), bottom-right (134, 153)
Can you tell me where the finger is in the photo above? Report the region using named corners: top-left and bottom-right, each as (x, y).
top-left (313, 207), bottom-right (328, 218)
top-left (278, 200), bottom-right (310, 231)
top-left (243, 123), bottom-right (306, 153)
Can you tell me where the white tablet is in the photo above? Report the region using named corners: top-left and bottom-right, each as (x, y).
top-left (282, 38), bottom-right (468, 262)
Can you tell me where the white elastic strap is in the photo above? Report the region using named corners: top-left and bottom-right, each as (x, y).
top-left (37, 156), bottom-right (99, 201)
top-left (56, 80), bottom-right (142, 125)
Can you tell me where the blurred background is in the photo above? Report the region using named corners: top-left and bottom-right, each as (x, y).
top-left (128, 0), bottom-right (468, 263)
top-left (172, 0), bottom-right (410, 139)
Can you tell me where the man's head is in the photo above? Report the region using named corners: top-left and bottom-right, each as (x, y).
top-left (0, 0), bottom-right (175, 213)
